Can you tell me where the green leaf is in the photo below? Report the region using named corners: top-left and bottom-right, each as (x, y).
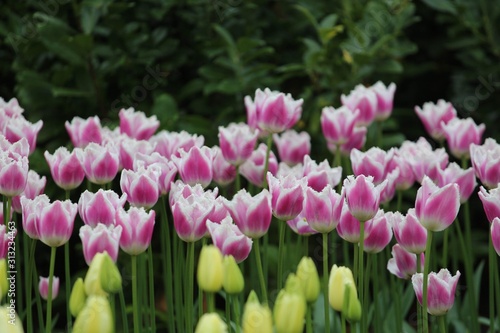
top-left (421, 0), bottom-right (457, 15)
top-left (375, 59), bottom-right (403, 74)
top-left (151, 93), bottom-right (179, 130)
top-left (294, 5), bottom-right (319, 30)
top-left (51, 87), bottom-right (92, 97)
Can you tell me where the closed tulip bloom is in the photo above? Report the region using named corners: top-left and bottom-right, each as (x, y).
top-left (240, 143), bottom-right (278, 188)
top-left (21, 195), bottom-right (51, 240)
top-left (207, 196), bottom-right (230, 224)
top-left (274, 274), bottom-right (307, 333)
top-left (218, 122), bottom-right (259, 166)
top-left (296, 257), bottom-right (320, 303)
top-left (150, 130), bottom-right (204, 159)
top-left (287, 212), bottom-right (318, 236)
top-left (78, 189), bottom-right (127, 227)
top-left (387, 152), bottom-right (415, 191)
top-left (4, 116), bottom-right (43, 155)
top-left (12, 170), bottom-right (46, 213)
top-left (245, 88), bottom-right (303, 134)
top-left (119, 107), bottom-right (159, 140)
top-left (70, 278), bottom-right (86, 317)
top-left (120, 165), bottom-right (160, 208)
top-left (336, 126), bottom-right (368, 156)
top-left (172, 145), bottom-right (213, 188)
top-left (437, 163), bottom-right (476, 203)
top-left (441, 117), bottom-right (485, 159)
top-left (0, 305), bottom-right (23, 333)
top-left (134, 152), bottom-right (177, 195)
top-left (37, 200), bottom-right (78, 247)
top-left (65, 116), bottom-right (103, 148)
top-left (44, 147), bottom-right (85, 190)
top-left (387, 244), bottom-right (424, 279)
top-left (242, 291), bottom-right (273, 333)
top-left (79, 223), bottom-right (123, 265)
top-left (351, 147), bottom-right (394, 184)
top-left (207, 216), bottom-right (253, 263)
top-left (273, 130), bottom-right (311, 166)
top-left (0, 97), bottom-right (23, 117)
top-left (195, 313), bottom-right (228, 333)
top-left (0, 135), bottom-right (29, 158)
top-left (197, 245), bottom-right (224, 292)
top-left (400, 138), bottom-right (449, 183)
top-left (470, 138), bottom-right (500, 189)
top-left (267, 172), bottom-right (307, 221)
top-left (223, 255), bottom-right (245, 294)
top-left (415, 176), bottom-right (460, 232)
top-left (379, 168), bottom-right (399, 205)
top-left (169, 180), bottom-right (218, 208)
top-left (343, 175), bottom-right (386, 223)
top-left (73, 296), bottom-right (113, 333)
top-left (412, 269), bottom-right (461, 316)
top-left (119, 137), bottom-right (155, 170)
top-left (391, 209), bottom-right (427, 254)
top-left (77, 142), bottom-right (120, 185)
top-left (172, 192), bottom-right (215, 242)
top-left (0, 203), bottom-right (11, 227)
top-left (341, 84), bottom-right (378, 126)
top-left (479, 186), bottom-right (500, 223)
top-left (302, 155), bottom-right (342, 192)
top-left (0, 152), bottom-right (28, 197)
top-left (321, 106), bottom-right (359, 146)
top-left (414, 100), bottom-right (457, 141)
top-left (277, 162), bottom-right (303, 179)
top-left (328, 265), bottom-right (356, 311)
top-left (211, 146), bottom-right (237, 186)
top-left (84, 252), bottom-right (122, 296)
top-left (371, 81), bottom-right (396, 121)
top-left (363, 210), bottom-right (393, 253)
top-left (492, 218), bottom-right (500, 256)
top-left (337, 204), bottom-right (362, 243)
top-left (303, 185), bottom-right (343, 233)
top-left (116, 206), bottom-right (155, 255)
top-left (0, 225), bottom-right (15, 259)
top-left (39, 276), bottom-right (59, 300)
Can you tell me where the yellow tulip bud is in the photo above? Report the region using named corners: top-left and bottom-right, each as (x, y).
top-left (69, 278), bottom-right (87, 317)
top-left (195, 313), bottom-right (228, 333)
top-left (197, 245), bottom-right (224, 292)
top-left (296, 257), bottom-right (320, 303)
top-left (0, 259), bottom-right (7, 301)
top-left (274, 276), bottom-right (307, 333)
top-left (284, 273), bottom-right (303, 295)
top-left (84, 253), bottom-right (107, 296)
top-left (73, 296), bottom-right (114, 333)
top-left (242, 291), bottom-right (273, 333)
top-left (223, 255), bottom-right (244, 294)
top-left (0, 305), bottom-right (24, 333)
top-left (342, 282), bottom-right (362, 322)
top-left (100, 253), bottom-right (122, 294)
top-left (328, 265), bottom-right (356, 311)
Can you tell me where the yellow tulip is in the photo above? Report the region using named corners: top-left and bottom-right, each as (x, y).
top-left (328, 264), bottom-right (356, 311)
top-left (296, 257), bottom-right (320, 303)
top-left (0, 305), bottom-right (24, 333)
top-left (273, 274), bottom-right (307, 333)
top-left (73, 296), bottom-right (114, 333)
top-left (242, 291), bottom-right (273, 333)
top-left (223, 255), bottom-right (244, 294)
top-left (195, 313), bottom-right (228, 333)
top-left (69, 278), bottom-right (87, 317)
top-left (197, 245), bottom-right (224, 292)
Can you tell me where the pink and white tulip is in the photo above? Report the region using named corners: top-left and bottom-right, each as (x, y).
top-left (363, 210), bottom-right (393, 253)
top-left (371, 81), bottom-right (396, 121)
top-left (379, 168), bottom-right (399, 204)
top-left (337, 204), bottom-right (362, 243)
top-left (0, 151), bottom-right (29, 197)
top-left (267, 172), bottom-right (307, 221)
top-left (120, 165), bottom-right (160, 208)
top-left (412, 269), bottom-right (461, 316)
top-left (116, 207), bottom-right (156, 255)
top-left (441, 117), bottom-right (485, 159)
top-left (21, 195), bottom-right (51, 240)
top-left (321, 106), bottom-right (359, 146)
top-left (44, 147), bottom-right (85, 190)
top-left (218, 123), bottom-right (258, 166)
top-left (37, 199), bottom-right (78, 247)
top-left (0, 135), bottom-right (29, 159)
top-left (0, 224), bottom-right (15, 259)
top-left (387, 151), bottom-right (415, 191)
top-left (400, 137), bottom-right (448, 183)
top-left (0, 97), bottom-right (23, 118)
top-left (492, 218), bottom-right (500, 256)
top-left (119, 108), bottom-right (159, 140)
top-left (479, 186), bottom-right (500, 223)
top-left (391, 209), bottom-right (427, 254)
top-left (12, 170), bottom-right (46, 213)
top-left (150, 130), bottom-right (204, 159)
top-left (65, 116), bottom-right (103, 148)
top-left (4, 117), bottom-right (43, 155)
top-left (287, 212), bottom-right (318, 236)
top-left (169, 181), bottom-right (218, 208)
top-left (211, 146), bottom-right (237, 186)
top-left (39, 276), bottom-right (59, 300)
top-left (134, 152), bottom-right (177, 195)
top-left (172, 146), bottom-right (213, 188)
top-left (350, 147), bottom-right (394, 184)
top-left (119, 138), bottom-right (155, 170)
top-left (79, 223), bottom-right (123, 265)
top-left (437, 163), bottom-right (476, 203)
top-left (302, 155), bottom-right (342, 192)
top-left (207, 216), bottom-right (253, 263)
top-left (77, 142), bottom-right (120, 185)
top-left (273, 130), bottom-right (311, 166)
top-left (303, 185), bottom-right (343, 233)
top-left (470, 138), bottom-right (500, 189)
top-left (387, 244), bottom-right (424, 279)
top-left (240, 143), bottom-right (278, 188)
top-left (341, 84), bottom-right (378, 126)
top-left (327, 126), bottom-right (368, 156)
top-left (78, 189), bottom-right (127, 227)
top-left (414, 100), bottom-right (457, 141)
top-left (172, 192), bottom-right (215, 242)
top-left (343, 175), bottom-right (386, 223)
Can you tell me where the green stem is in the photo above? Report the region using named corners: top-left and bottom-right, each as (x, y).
top-left (232, 294), bottom-right (241, 333)
top-left (33, 263), bottom-right (45, 331)
top-left (24, 232), bottom-right (33, 333)
top-left (159, 197), bottom-right (175, 333)
top-left (438, 315), bottom-right (447, 333)
top-left (147, 246), bottom-right (156, 332)
top-left (235, 166), bottom-right (241, 193)
top-left (373, 254), bottom-right (380, 333)
top-left (64, 190), bottom-right (72, 331)
top-left (45, 247), bottom-right (57, 333)
top-left (206, 292), bottom-right (215, 313)
top-left (118, 287), bottom-right (129, 333)
top-left (186, 242), bottom-right (195, 332)
top-left (489, 235), bottom-right (495, 333)
top-left (362, 253), bottom-right (371, 333)
top-left (305, 303), bottom-right (313, 333)
top-left (416, 253), bottom-right (422, 333)
top-left (199, 238), bottom-right (207, 318)
top-left (277, 220), bottom-right (286, 291)
top-left (389, 270), bottom-right (402, 333)
top-left (262, 135), bottom-right (273, 189)
top-left (353, 242), bottom-right (358, 284)
top-left (253, 238), bottom-right (268, 303)
top-left (358, 222), bottom-right (365, 332)
top-left (494, 250), bottom-right (500, 333)
top-left (442, 228), bottom-right (449, 268)
top-left (174, 235), bottom-right (184, 332)
top-left (376, 120), bottom-right (383, 148)
top-left (132, 255), bottom-right (140, 333)
top-left (323, 233), bottom-right (330, 333)
top-left (396, 190), bottom-right (403, 213)
top-left (422, 231), bottom-right (434, 333)
top-left (225, 295), bottom-right (231, 331)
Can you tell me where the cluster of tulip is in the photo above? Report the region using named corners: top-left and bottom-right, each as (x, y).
top-left (0, 79), bottom-right (499, 333)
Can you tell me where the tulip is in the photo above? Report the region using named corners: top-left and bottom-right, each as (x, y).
top-left (387, 151), bottom-right (415, 191)
top-left (335, 126), bottom-right (368, 156)
top-left (0, 305), bottom-right (24, 333)
top-left (343, 175), bottom-right (386, 223)
top-left (400, 137), bottom-right (449, 183)
top-left (277, 162), bottom-right (303, 179)
top-left (79, 223), bottom-right (123, 265)
top-left (437, 163), bottom-right (476, 203)
top-left (341, 282), bottom-right (362, 322)
top-left (351, 147), bottom-right (394, 184)
top-left (415, 176), bottom-right (460, 232)
top-left (302, 155), bottom-right (342, 192)
top-left (169, 180), bottom-right (218, 208)
top-left (273, 130), bottom-right (311, 166)
top-left (287, 211), bottom-right (318, 236)
top-left (337, 204), bottom-right (363, 243)
top-left (37, 199), bottom-right (78, 247)
top-left (267, 172), bottom-right (306, 221)
top-left (150, 130), bottom-right (204, 159)
top-left (391, 209), bottom-right (427, 254)
top-left (274, 274), bottom-right (307, 333)
top-left (211, 146), bottom-right (237, 186)
top-left (491, 218), bottom-right (500, 256)
top-left (11, 170), bottom-right (46, 213)
top-left (70, 278), bottom-right (86, 317)
top-left (172, 145), bottom-right (213, 188)
top-left (77, 142), bottom-right (120, 185)
top-left (4, 116), bottom-right (43, 154)
top-left (119, 107), bottom-right (159, 140)
top-left (223, 255), bottom-right (245, 294)
top-left (134, 152), bottom-right (177, 195)
top-left (245, 87), bottom-right (303, 134)
top-left (321, 105), bottom-right (359, 146)
top-left (479, 186), bottom-right (500, 223)
top-left (470, 138), bottom-right (500, 189)
top-left (302, 185), bottom-right (343, 233)
top-left (0, 259), bottom-right (7, 301)
top-left (195, 313), bottom-right (228, 333)
top-left (119, 137), bottom-right (155, 170)
top-left (84, 252), bottom-right (122, 296)
top-left (120, 165), bottom-right (160, 208)
top-left (65, 116), bottom-right (103, 148)
top-left (0, 225), bottom-right (14, 259)
top-left (21, 195), bottom-right (51, 240)
top-left (207, 216), bottom-right (253, 263)
top-left (39, 276), bottom-right (59, 300)
top-left (218, 122), bottom-right (259, 166)
top-left (328, 265), bottom-right (357, 311)
top-left (363, 210), bottom-right (393, 253)
top-left (78, 189), bottom-right (127, 227)
top-left (44, 147), bottom-right (85, 190)
top-left (197, 245), bottom-right (224, 293)
top-left (0, 152), bottom-right (28, 197)
top-left (387, 244), bottom-right (425, 279)
top-left (341, 84), bottom-right (378, 126)
top-left (441, 117), bottom-right (485, 159)
top-left (371, 81), bottom-right (396, 121)
top-left (116, 206), bottom-right (155, 255)
top-left (172, 191), bottom-right (215, 242)
top-left (0, 135), bottom-right (29, 158)
top-left (240, 143), bottom-right (278, 188)
top-left (411, 269), bottom-right (461, 316)
top-left (414, 100), bottom-right (457, 141)
top-left (206, 197), bottom-right (230, 224)
top-left (296, 257), bottom-right (320, 303)
top-left (73, 296), bottom-right (113, 333)
top-left (0, 97), bottom-right (23, 117)
top-left (379, 168), bottom-right (399, 204)
top-left (242, 291), bottom-right (273, 333)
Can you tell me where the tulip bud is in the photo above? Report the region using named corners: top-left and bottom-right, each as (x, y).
top-left (100, 253), bottom-right (122, 294)
top-left (0, 305), bottom-right (24, 333)
top-left (0, 259), bottom-right (7, 300)
top-left (195, 313), bottom-right (228, 333)
top-left (328, 265), bottom-right (356, 311)
top-left (296, 257), bottom-right (320, 303)
top-left (342, 282), bottom-right (362, 322)
top-left (223, 255), bottom-right (244, 294)
top-left (242, 291), bottom-right (273, 333)
top-left (70, 278), bottom-right (87, 317)
top-left (197, 245), bottom-right (224, 292)
top-left (274, 275), bottom-right (307, 333)
top-left (39, 276), bottom-right (60, 300)
top-left (73, 296), bottom-right (114, 333)
top-left (84, 252), bottom-right (108, 296)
